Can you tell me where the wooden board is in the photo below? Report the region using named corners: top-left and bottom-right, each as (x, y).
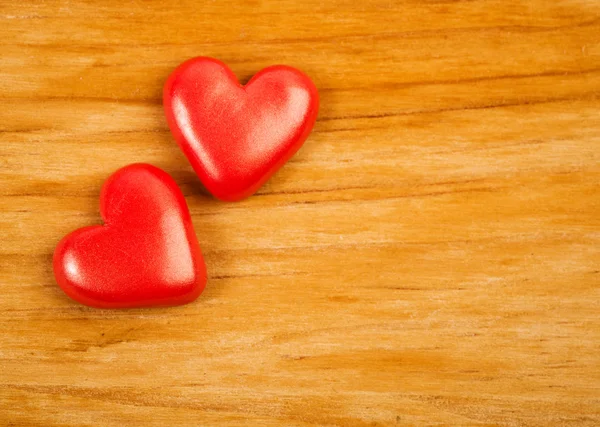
top-left (1, 1), bottom-right (599, 425)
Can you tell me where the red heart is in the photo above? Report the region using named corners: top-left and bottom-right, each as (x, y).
top-left (53, 164), bottom-right (207, 308)
top-left (163, 57), bottom-right (319, 201)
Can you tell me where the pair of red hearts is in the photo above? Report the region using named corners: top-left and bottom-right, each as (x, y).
top-left (53, 57), bottom-right (319, 308)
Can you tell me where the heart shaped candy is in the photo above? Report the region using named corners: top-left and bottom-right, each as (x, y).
top-left (53, 164), bottom-right (207, 308)
top-left (163, 57), bottom-right (319, 201)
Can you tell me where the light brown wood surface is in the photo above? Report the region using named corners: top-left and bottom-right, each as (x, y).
top-left (1, 1), bottom-right (599, 425)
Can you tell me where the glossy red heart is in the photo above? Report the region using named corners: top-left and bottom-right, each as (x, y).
top-left (163, 57), bottom-right (319, 201)
top-left (53, 164), bottom-right (207, 308)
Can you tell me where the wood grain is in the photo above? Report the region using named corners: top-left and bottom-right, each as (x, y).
top-left (1, 0), bottom-right (599, 425)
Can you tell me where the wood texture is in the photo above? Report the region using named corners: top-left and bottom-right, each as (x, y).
top-left (1, 1), bottom-right (599, 425)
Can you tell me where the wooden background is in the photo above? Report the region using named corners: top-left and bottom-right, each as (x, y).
top-left (1, 0), bottom-right (599, 425)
